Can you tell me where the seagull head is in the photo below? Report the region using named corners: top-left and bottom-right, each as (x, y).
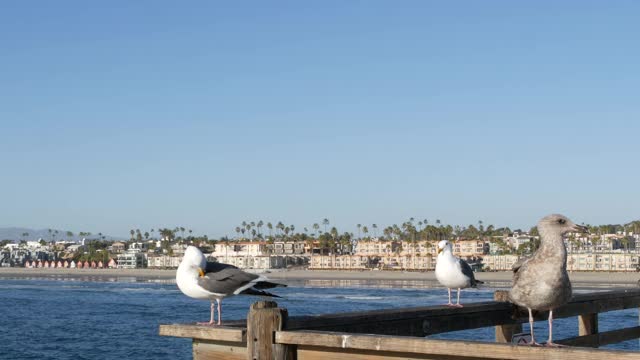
top-left (437, 240), bottom-right (452, 254)
top-left (182, 246), bottom-right (207, 274)
top-left (537, 214), bottom-right (588, 236)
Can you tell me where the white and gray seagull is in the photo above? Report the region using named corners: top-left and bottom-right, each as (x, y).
top-left (435, 240), bottom-right (483, 307)
top-left (177, 246), bottom-right (286, 325)
top-left (509, 214), bottom-right (587, 346)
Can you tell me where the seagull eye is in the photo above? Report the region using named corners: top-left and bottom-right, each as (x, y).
top-left (558, 219), bottom-right (566, 224)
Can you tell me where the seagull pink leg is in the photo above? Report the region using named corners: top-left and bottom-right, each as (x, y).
top-left (453, 288), bottom-right (464, 308)
top-left (198, 301), bottom-right (217, 326)
top-left (217, 299), bottom-right (222, 326)
top-left (445, 288), bottom-right (455, 306)
top-left (545, 310), bottom-right (564, 347)
top-left (524, 308), bottom-right (541, 346)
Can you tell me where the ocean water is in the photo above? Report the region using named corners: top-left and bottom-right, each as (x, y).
top-left (0, 277), bottom-right (638, 360)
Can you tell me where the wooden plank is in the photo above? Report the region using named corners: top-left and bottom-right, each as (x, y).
top-left (558, 326), bottom-right (640, 348)
top-left (193, 339), bottom-right (247, 360)
top-left (284, 289), bottom-right (640, 336)
top-left (276, 331), bottom-right (640, 360)
top-left (578, 314), bottom-right (598, 337)
top-left (297, 346), bottom-right (465, 360)
top-left (246, 301), bottom-right (295, 360)
top-left (159, 324), bottom-right (246, 342)
top-left (494, 291), bottom-right (521, 343)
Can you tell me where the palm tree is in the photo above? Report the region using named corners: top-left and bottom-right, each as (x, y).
top-left (267, 222), bottom-right (273, 238)
top-left (313, 223), bottom-right (320, 235)
top-left (357, 224), bottom-right (362, 239)
top-left (130, 229), bottom-right (135, 241)
top-left (362, 226), bottom-right (369, 239)
top-left (322, 218), bottom-right (330, 233)
top-left (372, 224), bottom-right (378, 237)
top-left (257, 220), bottom-right (264, 237)
top-left (235, 227), bottom-right (241, 239)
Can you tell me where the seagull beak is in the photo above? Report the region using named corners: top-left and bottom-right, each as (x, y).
top-left (437, 248), bottom-right (442, 254)
top-left (572, 224), bottom-right (589, 233)
top-left (198, 268), bottom-right (205, 277)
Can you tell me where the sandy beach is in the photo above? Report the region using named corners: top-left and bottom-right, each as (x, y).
top-left (1, 267), bottom-right (639, 287)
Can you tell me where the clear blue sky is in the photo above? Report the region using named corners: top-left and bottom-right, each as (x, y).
top-left (1, 1), bottom-right (639, 238)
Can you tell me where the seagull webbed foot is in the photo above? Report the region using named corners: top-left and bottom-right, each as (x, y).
top-left (523, 341), bottom-right (542, 346)
top-left (544, 342), bottom-right (565, 347)
top-left (197, 321), bottom-right (219, 326)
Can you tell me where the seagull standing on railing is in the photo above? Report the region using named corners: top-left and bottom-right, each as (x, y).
top-left (509, 214), bottom-right (587, 346)
top-left (176, 246), bottom-right (286, 326)
top-left (435, 240), bottom-right (483, 307)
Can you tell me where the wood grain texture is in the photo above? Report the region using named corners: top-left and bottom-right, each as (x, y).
top-left (193, 339), bottom-right (247, 360)
top-left (277, 331), bottom-right (640, 360)
top-left (578, 313), bottom-right (598, 337)
top-left (246, 301), bottom-right (295, 360)
top-left (557, 326), bottom-right (640, 348)
top-left (159, 324), bottom-right (246, 342)
top-left (284, 289), bottom-right (640, 336)
top-left (493, 291), bottom-right (521, 343)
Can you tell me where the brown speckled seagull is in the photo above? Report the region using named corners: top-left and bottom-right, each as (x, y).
top-left (509, 214), bottom-right (587, 346)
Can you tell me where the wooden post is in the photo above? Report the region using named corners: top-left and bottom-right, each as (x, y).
top-left (493, 290), bottom-right (521, 343)
top-left (246, 300), bottom-right (295, 360)
top-left (579, 313), bottom-right (599, 347)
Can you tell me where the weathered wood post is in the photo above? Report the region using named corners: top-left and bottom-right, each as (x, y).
top-left (493, 290), bottom-right (522, 343)
top-left (246, 300), bottom-right (295, 360)
top-left (579, 313), bottom-right (599, 347)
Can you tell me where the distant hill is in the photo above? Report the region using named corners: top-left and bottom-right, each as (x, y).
top-left (0, 227), bottom-right (123, 242)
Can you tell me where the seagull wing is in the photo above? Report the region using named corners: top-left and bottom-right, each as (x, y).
top-left (197, 262), bottom-right (260, 295)
top-left (458, 258), bottom-right (482, 287)
top-left (511, 256), bottom-right (532, 284)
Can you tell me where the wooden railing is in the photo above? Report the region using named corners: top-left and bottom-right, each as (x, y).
top-left (159, 288), bottom-right (640, 359)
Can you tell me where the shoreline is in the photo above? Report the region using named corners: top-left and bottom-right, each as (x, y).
top-left (1, 267), bottom-right (639, 286)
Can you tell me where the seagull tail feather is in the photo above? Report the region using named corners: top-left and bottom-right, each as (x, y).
top-left (241, 288), bottom-right (282, 298)
top-left (253, 281), bottom-right (287, 290)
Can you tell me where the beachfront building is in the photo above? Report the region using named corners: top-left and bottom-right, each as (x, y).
top-left (309, 255), bottom-right (369, 270)
top-left (453, 240), bottom-right (489, 257)
top-left (505, 236), bottom-right (534, 251)
top-left (355, 239), bottom-right (402, 256)
top-left (129, 242), bottom-right (149, 252)
top-left (221, 255), bottom-right (286, 270)
top-left (269, 241), bottom-right (306, 255)
top-left (116, 250), bottom-right (147, 269)
top-left (108, 242), bottom-right (126, 253)
top-left (147, 255), bottom-right (183, 269)
top-left (211, 241), bottom-right (269, 259)
top-left (480, 254), bottom-right (520, 271)
top-left (567, 253), bottom-right (640, 272)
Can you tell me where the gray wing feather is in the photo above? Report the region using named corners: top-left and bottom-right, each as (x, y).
top-left (512, 256), bottom-right (531, 273)
top-left (458, 259), bottom-right (480, 287)
top-left (511, 256), bottom-right (532, 284)
top-left (197, 262), bottom-right (259, 294)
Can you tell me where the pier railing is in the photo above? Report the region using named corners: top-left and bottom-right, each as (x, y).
top-left (160, 288), bottom-right (640, 359)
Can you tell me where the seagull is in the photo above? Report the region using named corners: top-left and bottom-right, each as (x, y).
top-left (508, 214), bottom-right (587, 346)
top-left (176, 246), bottom-right (286, 326)
top-left (435, 240), bottom-right (483, 307)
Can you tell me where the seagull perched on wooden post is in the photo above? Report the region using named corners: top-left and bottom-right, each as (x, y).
top-left (509, 214), bottom-right (587, 346)
top-left (435, 240), bottom-right (483, 307)
top-left (176, 246), bottom-right (286, 325)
